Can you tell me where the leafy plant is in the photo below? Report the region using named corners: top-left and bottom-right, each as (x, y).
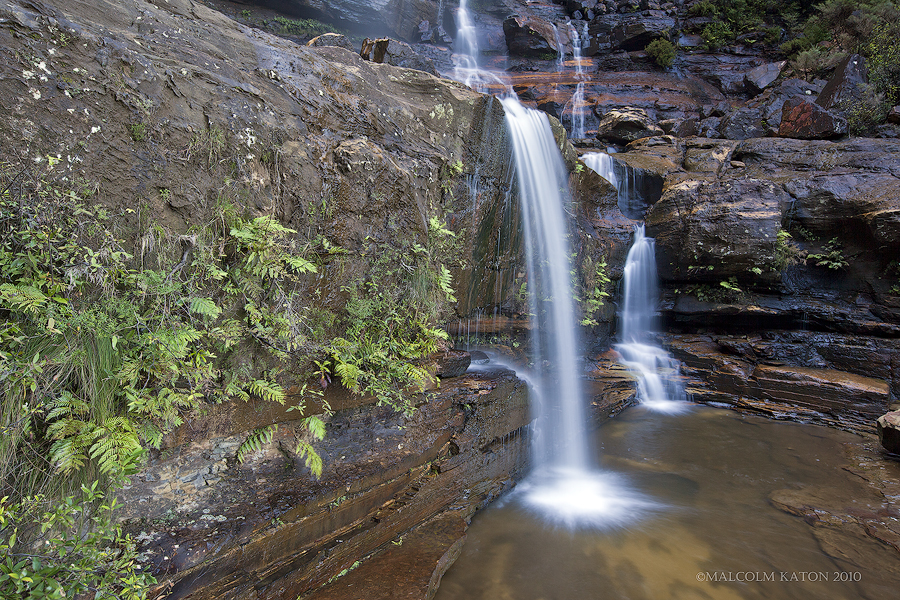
top-left (236, 425), bottom-right (277, 464)
top-left (0, 479), bottom-right (155, 599)
top-left (578, 257), bottom-right (611, 327)
top-left (702, 21), bottom-right (734, 49)
top-left (645, 39), bottom-right (676, 68)
top-left (807, 238), bottom-right (848, 270)
top-left (775, 229), bottom-right (803, 270)
top-left (127, 123), bottom-right (146, 142)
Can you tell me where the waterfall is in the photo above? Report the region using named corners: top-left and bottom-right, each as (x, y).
top-left (616, 225), bottom-right (689, 413)
top-left (501, 97), bottom-right (590, 473)
top-left (582, 152), bottom-right (618, 190)
top-left (452, 0), bottom-right (509, 94)
top-left (565, 22), bottom-right (587, 139)
top-left (453, 3), bottom-right (650, 528)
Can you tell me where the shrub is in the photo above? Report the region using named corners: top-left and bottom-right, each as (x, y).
top-left (701, 22), bottom-right (734, 49)
top-left (0, 480), bottom-right (155, 599)
top-left (645, 38), bottom-right (676, 68)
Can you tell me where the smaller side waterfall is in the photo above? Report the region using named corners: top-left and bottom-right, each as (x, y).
top-left (582, 152), bottom-right (617, 190)
top-left (616, 225), bottom-right (689, 413)
top-left (565, 22), bottom-right (587, 138)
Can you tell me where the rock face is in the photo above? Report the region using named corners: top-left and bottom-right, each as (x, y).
top-left (596, 107), bottom-right (664, 143)
top-left (121, 367), bottom-right (531, 599)
top-left (878, 411), bottom-right (900, 454)
top-left (503, 15), bottom-right (562, 58)
top-left (779, 97), bottom-right (848, 139)
top-left (647, 178), bottom-right (789, 282)
top-left (668, 335), bottom-right (893, 433)
top-left (269, 0), bottom-right (441, 42)
top-left (587, 11), bottom-right (676, 53)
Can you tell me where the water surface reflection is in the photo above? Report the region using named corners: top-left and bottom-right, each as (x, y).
top-left (435, 406), bottom-right (900, 600)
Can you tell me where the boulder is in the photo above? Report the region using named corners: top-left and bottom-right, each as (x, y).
top-left (596, 107), bottom-right (664, 143)
top-left (778, 98), bottom-right (848, 139)
top-left (680, 54), bottom-right (764, 95)
top-left (587, 11), bottom-right (676, 53)
top-left (307, 33), bottom-right (354, 51)
top-left (659, 117), bottom-right (699, 137)
top-left (748, 77), bottom-right (822, 133)
top-left (816, 54), bottom-right (868, 111)
top-left (720, 107), bottom-right (765, 140)
top-left (744, 60), bottom-right (786, 95)
top-left (433, 350), bottom-right (472, 379)
top-left (889, 106), bottom-right (900, 125)
top-left (503, 15), bottom-right (561, 58)
top-left (646, 178), bottom-right (790, 282)
top-left (699, 116), bottom-right (721, 138)
top-left (877, 411), bottom-right (900, 454)
top-left (382, 39), bottom-right (439, 75)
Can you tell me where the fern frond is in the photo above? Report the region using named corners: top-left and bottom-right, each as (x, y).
top-left (236, 425), bottom-right (277, 463)
top-left (294, 439), bottom-right (323, 478)
top-left (248, 378), bottom-right (285, 404)
top-left (186, 296), bottom-right (222, 319)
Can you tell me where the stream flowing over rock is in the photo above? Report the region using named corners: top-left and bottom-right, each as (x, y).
top-left (4, 0), bottom-right (900, 596)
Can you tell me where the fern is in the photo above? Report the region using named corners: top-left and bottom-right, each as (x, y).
top-left (294, 439), bottom-right (323, 478)
top-left (249, 378), bottom-right (285, 404)
top-left (88, 417), bottom-right (141, 475)
top-left (438, 265), bottom-right (456, 301)
top-left (237, 425), bottom-right (277, 463)
top-left (185, 296), bottom-right (222, 319)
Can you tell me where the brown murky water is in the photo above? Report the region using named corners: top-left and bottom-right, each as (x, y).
top-left (435, 405), bottom-right (900, 600)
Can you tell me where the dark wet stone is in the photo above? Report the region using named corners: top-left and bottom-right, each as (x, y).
top-left (720, 107), bottom-right (765, 140)
top-left (433, 350), bottom-right (472, 379)
top-left (878, 411), bottom-right (900, 454)
top-left (778, 97), bottom-right (847, 139)
top-left (596, 107), bottom-right (664, 143)
top-left (744, 60), bottom-right (786, 96)
top-left (469, 350), bottom-right (491, 365)
top-left (816, 54), bottom-right (868, 111)
top-left (307, 33), bottom-right (354, 51)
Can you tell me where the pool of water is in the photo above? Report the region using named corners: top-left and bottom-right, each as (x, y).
top-left (435, 405), bottom-right (900, 600)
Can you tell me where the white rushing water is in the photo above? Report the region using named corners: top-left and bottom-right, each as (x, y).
top-left (502, 98), bottom-right (657, 528)
top-left (582, 151), bottom-right (618, 189)
top-left (565, 22), bottom-right (587, 139)
top-left (616, 225), bottom-right (689, 414)
top-left (452, 2), bottom-right (657, 528)
top-left (452, 0), bottom-right (509, 94)
top-left (501, 96), bottom-right (589, 472)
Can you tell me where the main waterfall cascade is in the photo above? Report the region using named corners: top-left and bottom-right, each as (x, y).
top-left (616, 225), bottom-right (689, 413)
top-left (449, 1), bottom-right (658, 528)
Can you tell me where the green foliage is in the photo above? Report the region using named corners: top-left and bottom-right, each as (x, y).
top-left (577, 257), bottom-right (611, 327)
top-left (187, 125), bottom-right (226, 168)
top-left (645, 38), bottom-right (676, 68)
top-left (127, 123), bottom-right (146, 143)
top-left (807, 238), bottom-right (849, 270)
top-left (791, 47), bottom-right (826, 80)
top-left (236, 425), bottom-right (276, 464)
top-left (688, 1), bottom-right (717, 17)
top-left (719, 277), bottom-right (743, 294)
top-left (701, 21), bottom-right (734, 50)
top-left (271, 16), bottom-right (333, 39)
top-left (323, 217), bottom-right (457, 414)
top-left (0, 480), bottom-right (155, 599)
top-left (0, 162), bottom-right (329, 503)
top-left (775, 230), bottom-right (803, 271)
top-left (841, 20), bottom-right (900, 133)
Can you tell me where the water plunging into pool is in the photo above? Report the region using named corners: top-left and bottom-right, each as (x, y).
top-left (451, 0), bottom-right (657, 528)
top-left (616, 225), bottom-right (689, 414)
top-left (501, 97), bottom-right (657, 529)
